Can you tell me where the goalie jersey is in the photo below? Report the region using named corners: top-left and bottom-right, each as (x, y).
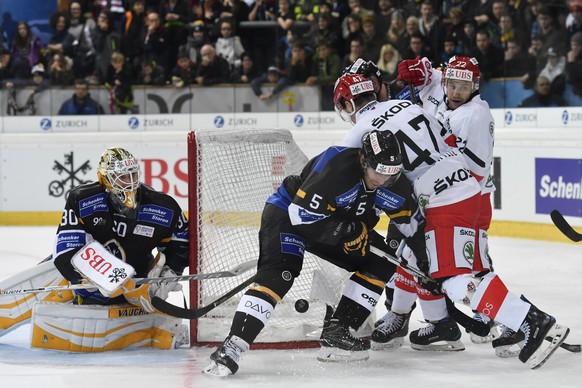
top-left (267, 146), bottom-right (422, 246)
top-left (53, 182), bottom-right (189, 282)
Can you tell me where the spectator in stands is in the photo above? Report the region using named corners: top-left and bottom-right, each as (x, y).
top-left (248, 0), bottom-right (277, 24)
top-left (535, 6), bottom-right (564, 57)
top-left (144, 12), bottom-right (169, 76)
top-left (47, 12), bottom-right (73, 57)
top-left (342, 14), bottom-right (364, 54)
top-left (10, 21), bottom-right (44, 80)
top-left (92, 11), bottom-right (122, 83)
top-left (376, 43), bottom-right (401, 82)
top-left (539, 47), bottom-right (566, 96)
top-left (471, 28), bottom-right (503, 82)
top-left (170, 50), bottom-right (197, 87)
top-left (159, 0), bottom-right (190, 72)
top-left (219, 0), bottom-right (250, 28)
top-left (305, 13), bottom-right (341, 56)
top-left (375, 0), bottom-right (397, 35)
top-left (518, 75), bottom-right (567, 108)
top-left (341, 36), bottom-right (364, 68)
top-left (385, 10), bottom-right (407, 57)
top-left (48, 53), bottom-right (75, 86)
top-left (58, 78), bottom-right (104, 115)
top-left (138, 59), bottom-right (167, 85)
top-left (566, 0), bottom-right (582, 52)
top-left (230, 52), bottom-right (261, 83)
top-left (294, 0), bottom-right (321, 23)
top-left (460, 18), bottom-right (477, 55)
top-left (442, 7), bottom-right (465, 53)
top-left (185, 20), bottom-right (209, 69)
top-left (286, 42), bottom-right (315, 85)
top-left (0, 46), bottom-right (14, 84)
top-left (106, 51), bottom-right (134, 114)
top-left (251, 65), bottom-right (287, 100)
top-left (501, 38), bottom-right (537, 89)
top-left (93, 0), bottom-right (126, 32)
top-left (440, 35), bottom-right (459, 64)
top-left (122, 0), bottom-right (146, 81)
top-left (305, 39), bottom-right (340, 86)
top-left (418, 0), bottom-right (441, 62)
top-left (496, 13), bottom-right (527, 51)
top-left (215, 19), bottom-right (246, 70)
top-left (401, 32), bottom-right (432, 62)
top-left (528, 33), bottom-right (546, 74)
top-left (361, 15), bottom-right (386, 62)
top-left (566, 31), bottom-right (582, 97)
top-left (67, 1), bottom-right (96, 79)
top-left (196, 43), bottom-right (230, 85)
top-left (341, 0), bottom-right (372, 40)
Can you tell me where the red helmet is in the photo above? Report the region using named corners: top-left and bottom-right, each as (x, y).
top-left (333, 74), bottom-right (375, 122)
top-left (443, 55), bottom-right (481, 91)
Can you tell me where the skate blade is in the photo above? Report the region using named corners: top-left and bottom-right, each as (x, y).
top-left (527, 324), bottom-right (570, 370)
top-left (411, 339), bottom-right (465, 352)
top-left (202, 361), bottom-right (233, 378)
top-left (317, 346), bottom-right (370, 362)
top-left (470, 325), bottom-right (501, 344)
top-left (494, 341), bottom-right (524, 358)
top-left (371, 337), bottom-right (404, 351)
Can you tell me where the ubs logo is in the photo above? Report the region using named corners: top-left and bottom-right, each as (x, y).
top-left (49, 151), bottom-right (92, 198)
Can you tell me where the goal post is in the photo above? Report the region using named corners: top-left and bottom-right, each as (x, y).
top-left (187, 129), bottom-right (349, 348)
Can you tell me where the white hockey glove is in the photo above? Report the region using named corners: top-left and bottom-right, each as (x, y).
top-left (147, 253), bottom-right (183, 300)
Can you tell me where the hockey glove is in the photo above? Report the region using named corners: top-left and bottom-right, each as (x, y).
top-left (147, 253), bottom-right (183, 300)
top-left (120, 280), bottom-right (156, 313)
top-left (397, 56), bottom-right (432, 87)
top-left (342, 221), bottom-right (369, 257)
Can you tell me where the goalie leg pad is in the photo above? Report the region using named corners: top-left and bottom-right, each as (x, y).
top-left (31, 302), bottom-right (187, 351)
top-left (0, 261), bottom-right (73, 336)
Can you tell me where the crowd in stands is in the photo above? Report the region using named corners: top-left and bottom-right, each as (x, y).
top-left (0, 0), bottom-right (582, 113)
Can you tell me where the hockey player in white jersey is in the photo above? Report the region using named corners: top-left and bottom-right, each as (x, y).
top-left (388, 55), bottom-right (498, 347)
top-left (334, 73), bottom-right (570, 369)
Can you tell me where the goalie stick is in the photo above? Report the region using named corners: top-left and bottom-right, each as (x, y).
top-left (550, 210), bottom-right (582, 242)
top-left (0, 260), bottom-right (257, 296)
top-left (151, 274), bottom-right (257, 319)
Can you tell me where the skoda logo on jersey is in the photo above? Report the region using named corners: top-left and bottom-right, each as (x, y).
top-left (128, 116), bottom-right (139, 129)
top-left (504, 111), bottom-right (513, 126)
top-left (40, 118), bottom-right (52, 131)
top-left (214, 115), bottom-right (225, 128)
top-left (562, 110), bottom-right (569, 125)
top-left (293, 114), bottom-right (304, 127)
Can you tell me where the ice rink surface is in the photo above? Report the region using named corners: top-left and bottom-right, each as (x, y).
top-left (0, 226), bottom-right (581, 388)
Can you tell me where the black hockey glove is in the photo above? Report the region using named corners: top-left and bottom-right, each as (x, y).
top-left (341, 221), bottom-right (369, 257)
top-left (405, 224), bottom-right (429, 276)
top-left (417, 277), bottom-right (443, 296)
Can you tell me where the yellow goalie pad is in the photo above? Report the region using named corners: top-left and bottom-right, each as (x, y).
top-left (31, 302), bottom-right (188, 352)
top-left (0, 260), bottom-right (74, 335)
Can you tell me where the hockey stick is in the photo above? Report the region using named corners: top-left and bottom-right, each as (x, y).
top-left (369, 245), bottom-right (491, 337)
top-left (0, 260), bottom-right (257, 296)
top-left (151, 274), bottom-right (257, 319)
top-left (550, 210), bottom-right (582, 242)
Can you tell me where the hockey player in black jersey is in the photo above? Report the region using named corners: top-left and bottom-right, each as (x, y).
top-left (0, 147), bottom-right (190, 351)
top-left (203, 130), bottom-right (427, 377)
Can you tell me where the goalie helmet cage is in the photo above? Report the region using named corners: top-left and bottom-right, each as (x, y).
top-left (187, 129), bottom-right (349, 349)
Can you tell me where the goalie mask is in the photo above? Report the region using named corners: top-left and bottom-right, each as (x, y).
top-left (361, 130), bottom-right (402, 187)
top-left (97, 147), bottom-right (141, 209)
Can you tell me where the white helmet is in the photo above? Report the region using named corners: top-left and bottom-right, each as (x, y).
top-left (97, 147), bottom-right (141, 209)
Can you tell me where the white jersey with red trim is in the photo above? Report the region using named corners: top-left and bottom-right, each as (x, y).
top-left (341, 99), bottom-right (481, 209)
top-left (417, 68), bottom-right (495, 194)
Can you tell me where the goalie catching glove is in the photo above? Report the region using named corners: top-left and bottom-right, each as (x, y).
top-left (341, 221), bottom-right (369, 256)
top-left (397, 56), bottom-right (432, 87)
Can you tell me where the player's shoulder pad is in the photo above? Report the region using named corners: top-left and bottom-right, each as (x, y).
top-left (139, 184), bottom-right (183, 212)
top-left (68, 182), bottom-right (104, 201)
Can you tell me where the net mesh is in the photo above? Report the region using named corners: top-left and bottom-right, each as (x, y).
top-left (189, 129), bottom-right (348, 345)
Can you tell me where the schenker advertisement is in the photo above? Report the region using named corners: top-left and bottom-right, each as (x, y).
top-left (536, 158), bottom-right (582, 217)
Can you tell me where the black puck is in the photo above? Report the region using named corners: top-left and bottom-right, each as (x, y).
top-left (294, 299), bottom-right (309, 313)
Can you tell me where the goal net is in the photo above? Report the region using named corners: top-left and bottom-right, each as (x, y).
top-left (188, 129), bottom-right (349, 348)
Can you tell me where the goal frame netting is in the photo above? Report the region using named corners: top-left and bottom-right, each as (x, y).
top-left (187, 129), bottom-right (350, 349)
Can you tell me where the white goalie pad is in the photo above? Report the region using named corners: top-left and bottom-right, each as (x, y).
top-left (71, 241), bottom-right (136, 295)
top-left (31, 302), bottom-right (188, 351)
top-left (0, 260), bottom-right (74, 336)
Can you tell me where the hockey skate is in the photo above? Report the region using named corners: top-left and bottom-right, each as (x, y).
top-left (371, 311), bottom-right (411, 350)
top-left (409, 318), bottom-right (465, 351)
top-left (492, 325), bottom-right (525, 358)
top-left (318, 318), bottom-right (370, 362)
top-left (202, 335), bottom-right (249, 377)
top-left (517, 305), bottom-right (569, 369)
top-left (467, 312), bottom-right (501, 344)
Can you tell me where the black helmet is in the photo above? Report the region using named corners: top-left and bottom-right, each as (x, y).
top-left (342, 58), bottom-right (383, 84)
top-left (361, 130), bottom-right (402, 185)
